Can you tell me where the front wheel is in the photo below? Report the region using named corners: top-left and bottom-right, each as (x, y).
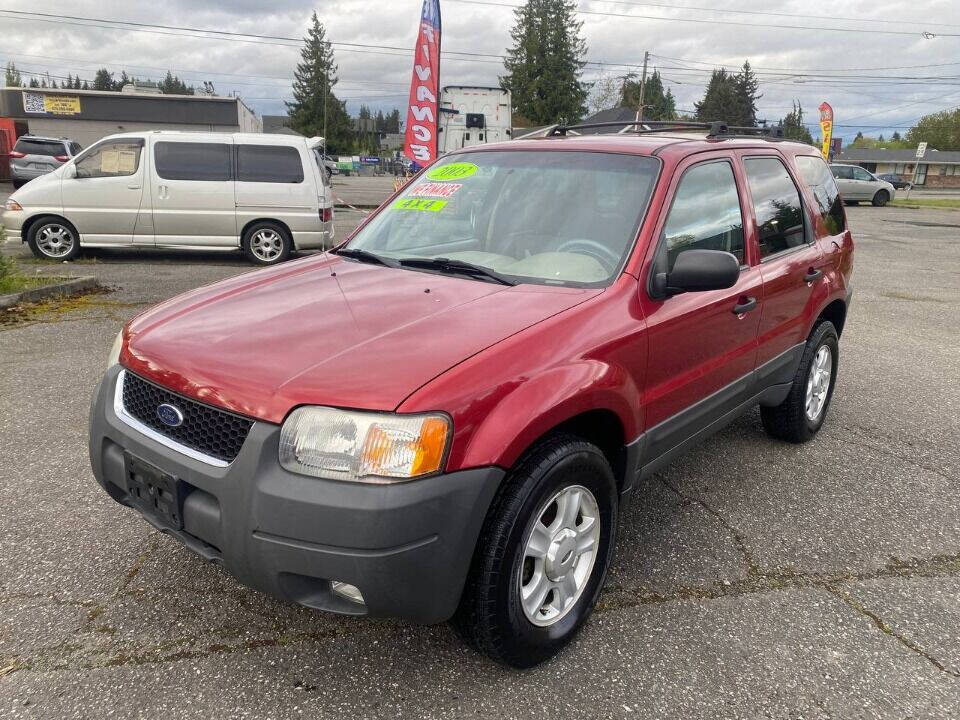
top-left (761, 320), bottom-right (839, 443)
top-left (27, 217), bottom-right (80, 261)
top-left (242, 222), bottom-right (292, 265)
top-left (872, 190), bottom-right (890, 207)
top-left (452, 435), bottom-right (618, 667)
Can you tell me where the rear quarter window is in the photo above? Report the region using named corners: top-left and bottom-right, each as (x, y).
top-left (796, 155), bottom-right (846, 236)
top-left (237, 145), bottom-right (304, 183)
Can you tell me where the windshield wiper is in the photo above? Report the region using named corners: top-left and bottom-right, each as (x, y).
top-left (333, 247), bottom-right (399, 268)
top-left (397, 257), bottom-right (516, 286)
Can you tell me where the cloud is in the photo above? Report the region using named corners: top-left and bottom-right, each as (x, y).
top-left (1, 0), bottom-right (958, 135)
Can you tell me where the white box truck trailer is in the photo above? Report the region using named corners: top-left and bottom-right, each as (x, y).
top-left (438, 86), bottom-right (512, 154)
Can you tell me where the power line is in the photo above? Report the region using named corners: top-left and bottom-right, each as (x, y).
top-left (591, 0), bottom-right (960, 30)
top-left (445, 0), bottom-right (960, 38)
top-left (650, 53), bottom-right (960, 74)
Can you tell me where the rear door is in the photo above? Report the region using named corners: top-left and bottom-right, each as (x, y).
top-left (740, 152), bottom-right (825, 371)
top-left (640, 153), bottom-right (763, 461)
top-left (61, 138), bottom-right (147, 245)
top-left (831, 165), bottom-right (857, 199)
top-left (234, 141), bottom-right (317, 238)
top-left (151, 137), bottom-right (236, 247)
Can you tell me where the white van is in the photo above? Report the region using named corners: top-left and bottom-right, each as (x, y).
top-left (1, 131), bottom-right (334, 265)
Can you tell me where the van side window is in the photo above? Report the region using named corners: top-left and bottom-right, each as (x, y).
top-left (155, 142), bottom-right (231, 181)
top-left (743, 157), bottom-right (807, 260)
top-left (662, 161), bottom-right (744, 269)
top-left (237, 145), bottom-right (304, 183)
top-left (75, 141), bottom-right (143, 179)
top-left (795, 155), bottom-right (846, 235)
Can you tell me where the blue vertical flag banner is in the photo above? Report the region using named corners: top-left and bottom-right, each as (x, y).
top-left (404, 0), bottom-right (442, 165)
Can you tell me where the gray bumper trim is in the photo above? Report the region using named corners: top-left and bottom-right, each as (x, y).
top-left (89, 366), bottom-right (504, 624)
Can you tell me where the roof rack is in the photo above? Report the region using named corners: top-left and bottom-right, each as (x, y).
top-left (547, 120), bottom-right (785, 140)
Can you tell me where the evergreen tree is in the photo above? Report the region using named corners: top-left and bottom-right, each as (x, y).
top-left (735, 60), bottom-right (761, 126)
top-left (159, 71), bottom-right (194, 95)
top-left (375, 109), bottom-right (386, 133)
top-left (386, 108), bottom-right (402, 133)
top-left (82, 80), bottom-right (90, 90)
top-left (287, 12), bottom-right (353, 151)
top-left (621, 69), bottom-right (675, 120)
top-left (695, 69), bottom-right (740, 123)
top-left (781, 101), bottom-right (814, 144)
top-left (4, 62), bottom-right (23, 87)
top-left (501, 0), bottom-right (589, 125)
top-left (28, 77), bottom-right (40, 88)
top-left (113, 71), bottom-right (132, 91)
top-left (93, 68), bottom-right (114, 91)
top-left (891, 130), bottom-right (902, 142)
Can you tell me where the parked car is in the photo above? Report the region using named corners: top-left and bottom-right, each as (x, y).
top-left (2, 131), bottom-right (334, 265)
top-left (878, 173), bottom-right (911, 189)
top-left (317, 152), bottom-right (339, 179)
top-left (830, 163), bottom-right (896, 206)
top-left (9, 134), bottom-right (82, 189)
top-left (88, 127), bottom-right (853, 667)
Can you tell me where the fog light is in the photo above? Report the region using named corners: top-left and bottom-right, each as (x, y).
top-left (331, 581), bottom-right (365, 604)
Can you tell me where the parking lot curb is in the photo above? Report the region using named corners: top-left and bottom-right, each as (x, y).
top-left (0, 275), bottom-right (99, 310)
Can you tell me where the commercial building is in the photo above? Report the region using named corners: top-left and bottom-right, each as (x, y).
top-left (0, 87), bottom-right (261, 148)
top-left (835, 148), bottom-right (960, 188)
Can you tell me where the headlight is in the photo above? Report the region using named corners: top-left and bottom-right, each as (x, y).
top-left (279, 407), bottom-right (451, 482)
top-left (3, 199), bottom-right (23, 211)
top-left (106, 331), bottom-right (124, 369)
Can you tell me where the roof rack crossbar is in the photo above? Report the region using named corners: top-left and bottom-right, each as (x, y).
top-left (547, 119), bottom-right (785, 140)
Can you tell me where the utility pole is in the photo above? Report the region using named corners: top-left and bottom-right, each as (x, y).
top-left (638, 51), bottom-right (650, 122)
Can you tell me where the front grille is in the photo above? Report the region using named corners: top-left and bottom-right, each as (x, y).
top-left (121, 371), bottom-right (253, 463)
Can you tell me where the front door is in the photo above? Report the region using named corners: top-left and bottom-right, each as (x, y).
top-left (150, 138), bottom-right (237, 247)
top-left (740, 153), bottom-right (825, 367)
top-left (639, 154), bottom-right (763, 463)
top-left (61, 138), bottom-right (148, 246)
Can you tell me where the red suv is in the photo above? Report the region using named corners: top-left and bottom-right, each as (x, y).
top-left (90, 124), bottom-right (853, 667)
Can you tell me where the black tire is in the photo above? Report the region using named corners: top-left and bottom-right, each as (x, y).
top-left (872, 190), bottom-right (890, 207)
top-left (452, 434), bottom-right (618, 667)
top-left (27, 216), bottom-right (80, 261)
top-left (12, 179), bottom-right (25, 189)
top-left (761, 320), bottom-right (839, 443)
top-left (844, 200), bottom-right (859, 206)
top-left (241, 221), bottom-right (292, 266)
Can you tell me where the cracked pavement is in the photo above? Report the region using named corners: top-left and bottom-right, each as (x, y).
top-left (1, 203), bottom-right (959, 718)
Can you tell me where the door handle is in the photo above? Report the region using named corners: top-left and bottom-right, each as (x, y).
top-left (732, 297), bottom-right (757, 315)
top-left (128, 184), bottom-right (142, 190)
top-left (804, 268), bottom-right (823, 284)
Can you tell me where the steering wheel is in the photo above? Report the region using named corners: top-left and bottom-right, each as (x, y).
top-left (555, 238), bottom-right (620, 273)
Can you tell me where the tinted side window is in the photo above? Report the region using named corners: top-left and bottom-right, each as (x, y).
top-left (69, 142), bottom-right (83, 155)
top-left (662, 161), bottom-right (744, 269)
top-left (14, 139), bottom-right (64, 156)
top-left (237, 145), bottom-right (304, 183)
top-left (832, 165), bottom-right (854, 180)
top-left (155, 142), bottom-right (231, 181)
top-left (75, 141), bottom-right (143, 179)
top-left (744, 157), bottom-right (806, 259)
top-left (796, 155), bottom-right (846, 235)
top-left (853, 167), bottom-right (873, 181)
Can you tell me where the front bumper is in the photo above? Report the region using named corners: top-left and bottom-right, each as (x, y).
top-left (1, 210), bottom-right (24, 241)
top-left (89, 366), bottom-right (503, 624)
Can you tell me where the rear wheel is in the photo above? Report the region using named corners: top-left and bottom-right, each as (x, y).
top-left (27, 217), bottom-right (80, 261)
top-left (872, 190), bottom-right (890, 207)
top-left (452, 435), bottom-right (618, 667)
top-left (12, 179), bottom-right (25, 189)
top-left (242, 222), bottom-right (291, 266)
top-left (761, 320), bottom-right (839, 443)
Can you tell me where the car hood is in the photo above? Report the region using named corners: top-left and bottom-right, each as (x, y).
top-left (123, 255), bottom-right (601, 424)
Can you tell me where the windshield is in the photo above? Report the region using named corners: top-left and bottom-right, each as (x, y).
top-left (345, 150), bottom-right (660, 286)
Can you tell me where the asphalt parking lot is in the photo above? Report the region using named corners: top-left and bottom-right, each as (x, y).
top-left (1, 199), bottom-right (959, 718)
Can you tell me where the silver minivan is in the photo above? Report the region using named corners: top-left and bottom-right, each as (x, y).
top-left (830, 163), bottom-right (896, 207)
top-left (2, 131), bottom-right (334, 265)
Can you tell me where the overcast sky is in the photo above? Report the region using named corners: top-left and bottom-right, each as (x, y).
top-left (2, 0), bottom-right (959, 141)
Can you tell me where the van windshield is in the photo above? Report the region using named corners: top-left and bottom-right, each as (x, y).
top-left (344, 150), bottom-right (660, 286)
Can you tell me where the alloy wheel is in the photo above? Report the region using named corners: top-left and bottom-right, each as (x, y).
top-left (805, 345), bottom-right (832, 422)
top-left (250, 229), bottom-right (284, 262)
top-left (36, 223), bottom-right (75, 259)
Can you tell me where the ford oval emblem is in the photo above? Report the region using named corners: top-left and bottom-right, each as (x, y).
top-left (156, 403), bottom-right (184, 428)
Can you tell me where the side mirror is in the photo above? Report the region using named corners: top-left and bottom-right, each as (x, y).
top-left (62, 164), bottom-right (77, 180)
top-left (654, 249), bottom-right (740, 296)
